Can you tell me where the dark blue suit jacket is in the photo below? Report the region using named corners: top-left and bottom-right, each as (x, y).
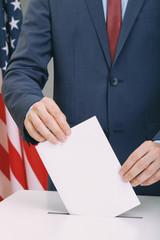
top-left (2, 0), bottom-right (160, 195)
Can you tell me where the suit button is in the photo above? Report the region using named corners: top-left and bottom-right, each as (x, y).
top-left (111, 77), bottom-right (119, 86)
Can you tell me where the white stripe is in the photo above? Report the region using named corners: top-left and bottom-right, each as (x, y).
top-left (0, 170), bottom-right (12, 199)
top-left (23, 150), bottom-right (43, 190)
top-left (5, 107), bottom-right (22, 157)
top-left (0, 119), bottom-right (9, 152)
top-left (10, 169), bottom-right (24, 192)
top-left (0, 68), bottom-right (2, 93)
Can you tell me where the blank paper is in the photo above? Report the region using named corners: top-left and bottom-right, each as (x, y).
top-left (36, 116), bottom-right (140, 217)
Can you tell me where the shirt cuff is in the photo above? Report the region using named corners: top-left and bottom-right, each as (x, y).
top-left (25, 105), bottom-right (33, 118)
top-left (153, 140), bottom-right (160, 144)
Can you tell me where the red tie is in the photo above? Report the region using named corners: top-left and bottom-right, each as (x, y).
top-left (107, 0), bottom-right (122, 63)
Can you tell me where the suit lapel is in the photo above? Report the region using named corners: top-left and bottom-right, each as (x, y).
top-left (112, 0), bottom-right (146, 67)
top-left (85, 0), bottom-right (112, 68)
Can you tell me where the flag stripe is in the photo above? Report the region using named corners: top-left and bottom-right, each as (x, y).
top-left (0, 170), bottom-right (12, 199)
top-left (23, 141), bottom-right (48, 190)
top-left (23, 150), bottom-right (44, 190)
top-left (8, 139), bottom-right (28, 189)
top-left (0, 145), bottom-right (10, 179)
top-left (0, 118), bottom-right (9, 152)
top-left (0, 94), bottom-right (6, 124)
top-left (10, 169), bottom-right (24, 192)
top-left (6, 107), bottom-right (22, 157)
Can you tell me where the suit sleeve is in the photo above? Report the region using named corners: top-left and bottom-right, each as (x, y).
top-left (2, 0), bottom-right (52, 144)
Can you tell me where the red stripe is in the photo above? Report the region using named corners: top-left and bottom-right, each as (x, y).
top-left (0, 196), bottom-right (3, 202)
top-left (0, 94), bottom-right (6, 124)
top-left (0, 145), bottom-right (10, 179)
top-left (8, 138), bottom-right (28, 189)
top-left (23, 141), bottom-right (47, 190)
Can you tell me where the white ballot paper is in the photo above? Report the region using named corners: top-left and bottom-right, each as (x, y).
top-left (36, 116), bottom-right (140, 217)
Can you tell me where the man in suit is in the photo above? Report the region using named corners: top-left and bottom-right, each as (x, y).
top-left (2, 0), bottom-right (160, 195)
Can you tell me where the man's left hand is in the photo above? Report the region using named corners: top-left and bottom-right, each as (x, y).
top-left (119, 141), bottom-right (160, 187)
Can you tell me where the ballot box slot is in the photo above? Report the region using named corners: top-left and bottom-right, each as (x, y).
top-left (47, 212), bottom-right (143, 219)
top-left (116, 216), bottom-right (143, 219)
top-left (47, 212), bottom-right (69, 215)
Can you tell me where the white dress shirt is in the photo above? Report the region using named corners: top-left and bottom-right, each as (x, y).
top-left (102, 0), bottom-right (129, 22)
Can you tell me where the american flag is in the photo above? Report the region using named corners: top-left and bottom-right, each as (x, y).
top-left (0, 0), bottom-right (47, 201)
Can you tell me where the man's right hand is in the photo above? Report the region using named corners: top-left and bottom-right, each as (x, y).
top-left (24, 97), bottom-right (71, 144)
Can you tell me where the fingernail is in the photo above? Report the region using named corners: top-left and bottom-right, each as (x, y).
top-left (60, 136), bottom-right (66, 143)
top-left (119, 169), bottom-right (125, 176)
top-left (66, 130), bottom-right (71, 136)
top-left (50, 139), bottom-right (58, 144)
top-left (122, 177), bottom-right (129, 183)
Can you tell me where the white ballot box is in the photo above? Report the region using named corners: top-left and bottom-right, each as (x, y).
top-left (0, 190), bottom-right (160, 240)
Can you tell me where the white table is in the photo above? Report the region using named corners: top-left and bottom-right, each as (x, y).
top-left (0, 190), bottom-right (160, 240)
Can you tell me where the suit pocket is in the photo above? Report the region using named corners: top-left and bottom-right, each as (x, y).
top-left (146, 123), bottom-right (160, 140)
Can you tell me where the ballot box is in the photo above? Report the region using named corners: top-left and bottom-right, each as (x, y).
top-left (0, 190), bottom-right (160, 240)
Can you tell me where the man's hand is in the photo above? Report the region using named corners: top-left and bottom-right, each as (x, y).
top-left (24, 97), bottom-right (71, 144)
top-left (119, 141), bottom-right (160, 187)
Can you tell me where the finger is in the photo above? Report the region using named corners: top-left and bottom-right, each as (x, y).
top-left (29, 112), bottom-right (59, 144)
top-left (37, 108), bottom-right (67, 143)
top-left (53, 111), bottom-right (71, 136)
top-left (24, 119), bottom-right (46, 143)
top-left (130, 159), bottom-right (160, 187)
top-left (122, 151), bottom-right (155, 183)
top-left (140, 169), bottom-right (160, 186)
top-left (119, 141), bottom-right (151, 176)
top-left (42, 97), bottom-right (71, 136)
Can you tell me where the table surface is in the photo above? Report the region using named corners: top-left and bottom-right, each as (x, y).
top-left (0, 190), bottom-right (160, 240)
